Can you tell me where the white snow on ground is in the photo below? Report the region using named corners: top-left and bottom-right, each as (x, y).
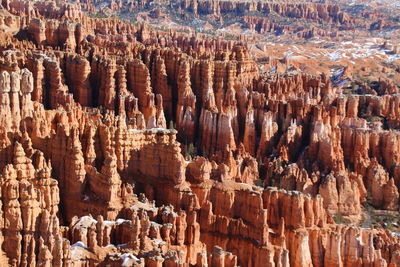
top-left (392, 232), bottom-right (400, 237)
top-left (153, 239), bottom-right (165, 245)
top-left (121, 253), bottom-right (141, 266)
top-left (278, 36), bottom-right (397, 64)
top-left (71, 241), bottom-right (86, 248)
top-left (326, 46), bottom-right (387, 61)
top-left (116, 218), bottom-right (130, 224)
top-left (388, 54), bottom-right (400, 63)
top-left (104, 220), bottom-right (115, 226)
top-left (129, 128), bottom-right (172, 134)
top-left (329, 50), bottom-right (342, 61)
top-left (284, 51), bottom-right (293, 58)
top-left (74, 216), bottom-right (97, 228)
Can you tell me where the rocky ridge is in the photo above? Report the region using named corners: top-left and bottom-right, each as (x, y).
top-left (0, 0), bottom-right (398, 266)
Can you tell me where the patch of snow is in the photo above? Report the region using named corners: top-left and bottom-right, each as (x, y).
top-left (153, 239), bottom-right (165, 245)
top-left (116, 218), bottom-right (130, 224)
top-left (388, 54), bottom-right (400, 63)
top-left (121, 253), bottom-right (141, 266)
top-left (129, 128), bottom-right (174, 134)
top-left (74, 216), bottom-right (97, 228)
top-left (391, 232), bottom-right (400, 237)
top-left (284, 51), bottom-right (293, 58)
top-left (71, 241), bottom-right (87, 249)
top-left (329, 50), bottom-right (342, 61)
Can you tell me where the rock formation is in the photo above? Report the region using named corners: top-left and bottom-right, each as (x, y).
top-left (0, 0), bottom-right (398, 266)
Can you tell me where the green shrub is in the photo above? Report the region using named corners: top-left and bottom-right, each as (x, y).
top-left (333, 214), bottom-right (344, 224)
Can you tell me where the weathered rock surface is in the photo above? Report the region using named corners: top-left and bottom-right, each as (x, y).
top-left (0, 0), bottom-right (399, 266)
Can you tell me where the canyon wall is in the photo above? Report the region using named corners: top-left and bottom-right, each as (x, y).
top-left (0, 0), bottom-right (398, 266)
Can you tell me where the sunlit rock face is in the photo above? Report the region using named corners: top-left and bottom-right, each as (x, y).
top-left (0, 0), bottom-right (399, 266)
